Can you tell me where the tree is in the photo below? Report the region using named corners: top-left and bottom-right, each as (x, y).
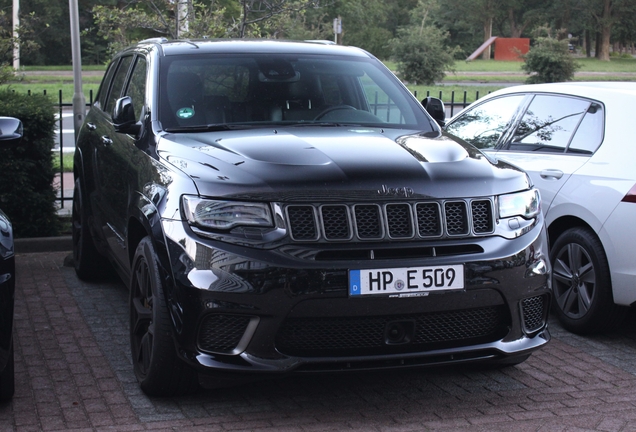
top-left (91, 0), bottom-right (326, 55)
top-left (573, 0), bottom-right (636, 60)
top-left (506, 0), bottom-right (551, 38)
top-left (434, 0), bottom-right (503, 60)
top-left (0, 8), bottom-right (39, 75)
top-left (521, 32), bottom-right (580, 83)
top-left (390, 1), bottom-right (459, 85)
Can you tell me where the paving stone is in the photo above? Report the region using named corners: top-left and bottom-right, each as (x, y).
top-left (3, 251), bottom-right (636, 431)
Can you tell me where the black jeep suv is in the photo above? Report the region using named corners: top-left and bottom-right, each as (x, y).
top-left (73, 39), bottom-right (551, 396)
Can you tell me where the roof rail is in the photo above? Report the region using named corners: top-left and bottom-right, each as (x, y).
top-left (304, 40), bottom-right (336, 45)
top-left (137, 37), bottom-right (169, 45)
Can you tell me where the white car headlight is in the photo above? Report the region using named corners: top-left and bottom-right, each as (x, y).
top-left (182, 196), bottom-right (273, 230)
top-left (498, 188), bottom-right (540, 219)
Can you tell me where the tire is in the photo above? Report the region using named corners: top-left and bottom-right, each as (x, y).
top-left (0, 340), bottom-right (15, 402)
top-left (72, 178), bottom-right (109, 280)
top-left (550, 227), bottom-right (627, 334)
top-left (129, 237), bottom-right (198, 397)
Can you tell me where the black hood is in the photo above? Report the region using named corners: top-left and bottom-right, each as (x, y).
top-left (158, 127), bottom-right (528, 201)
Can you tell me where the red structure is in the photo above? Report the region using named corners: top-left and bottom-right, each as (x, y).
top-left (466, 37), bottom-right (530, 61)
top-left (494, 38), bottom-right (529, 61)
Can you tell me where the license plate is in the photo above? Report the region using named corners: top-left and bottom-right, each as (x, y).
top-left (349, 265), bottom-right (464, 297)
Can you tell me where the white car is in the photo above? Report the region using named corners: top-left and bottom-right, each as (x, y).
top-left (444, 82), bottom-right (636, 334)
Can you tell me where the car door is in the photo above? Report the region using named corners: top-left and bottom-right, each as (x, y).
top-left (446, 93), bottom-right (603, 215)
top-left (86, 55), bottom-right (138, 270)
top-left (492, 94), bottom-right (602, 214)
top-left (445, 94), bottom-right (527, 154)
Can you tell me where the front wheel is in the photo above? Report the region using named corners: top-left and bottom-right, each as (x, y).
top-left (551, 227), bottom-right (626, 334)
top-left (129, 237), bottom-right (198, 397)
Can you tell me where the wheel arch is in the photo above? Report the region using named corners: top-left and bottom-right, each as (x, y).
top-left (547, 215), bottom-right (596, 249)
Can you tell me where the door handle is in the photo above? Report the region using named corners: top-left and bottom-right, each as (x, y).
top-left (86, 122), bottom-right (97, 131)
top-left (101, 136), bottom-right (113, 146)
top-left (540, 169), bottom-right (563, 180)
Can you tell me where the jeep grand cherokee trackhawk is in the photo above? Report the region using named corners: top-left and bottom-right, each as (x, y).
top-left (73, 39), bottom-right (551, 396)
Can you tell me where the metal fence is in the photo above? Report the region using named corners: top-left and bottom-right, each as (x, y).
top-left (52, 89), bottom-right (485, 211)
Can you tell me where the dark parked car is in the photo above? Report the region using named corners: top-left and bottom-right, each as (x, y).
top-left (74, 39), bottom-right (551, 396)
top-left (0, 116), bottom-right (22, 402)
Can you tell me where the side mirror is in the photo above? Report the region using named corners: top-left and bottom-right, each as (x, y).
top-left (113, 96), bottom-right (141, 134)
top-left (0, 117), bottom-right (23, 148)
top-left (421, 97), bottom-right (446, 127)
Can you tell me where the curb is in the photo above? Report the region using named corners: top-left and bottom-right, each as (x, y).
top-left (14, 235), bottom-right (73, 254)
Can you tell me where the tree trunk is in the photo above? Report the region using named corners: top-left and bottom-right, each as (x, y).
top-left (585, 30), bottom-right (591, 57)
top-left (482, 17), bottom-right (493, 60)
top-left (508, 9), bottom-right (522, 38)
top-left (597, 0), bottom-right (612, 61)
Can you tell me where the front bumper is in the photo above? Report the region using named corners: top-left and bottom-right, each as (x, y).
top-left (159, 217), bottom-right (551, 380)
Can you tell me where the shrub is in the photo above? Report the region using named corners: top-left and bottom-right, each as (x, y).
top-left (390, 25), bottom-right (458, 86)
top-left (522, 36), bottom-right (580, 84)
top-left (0, 90), bottom-right (58, 238)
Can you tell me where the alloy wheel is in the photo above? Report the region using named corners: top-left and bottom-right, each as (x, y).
top-left (552, 242), bottom-right (596, 320)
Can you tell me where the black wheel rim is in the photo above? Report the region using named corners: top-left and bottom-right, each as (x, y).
top-left (552, 242), bottom-right (596, 320)
top-left (131, 258), bottom-right (154, 378)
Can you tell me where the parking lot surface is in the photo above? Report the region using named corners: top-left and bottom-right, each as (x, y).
top-left (3, 251), bottom-right (636, 431)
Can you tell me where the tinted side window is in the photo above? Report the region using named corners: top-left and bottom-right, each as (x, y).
top-left (125, 57), bottom-right (147, 121)
top-left (509, 95), bottom-right (590, 152)
top-left (567, 103), bottom-right (604, 154)
top-left (104, 56), bottom-right (134, 115)
top-left (446, 95), bottom-right (525, 149)
top-left (96, 61), bottom-right (118, 109)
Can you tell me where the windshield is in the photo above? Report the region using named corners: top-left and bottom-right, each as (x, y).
top-left (158, 53), bottom-right (435, 132)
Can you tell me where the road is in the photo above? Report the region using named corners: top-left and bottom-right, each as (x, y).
top-left (3, 250), bottom-right (636, 431)
top-left (54, 109), bottom-right (79, 153)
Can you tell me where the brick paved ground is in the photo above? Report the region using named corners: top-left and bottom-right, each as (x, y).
top-left (3, 251), bottom-right (636, 431)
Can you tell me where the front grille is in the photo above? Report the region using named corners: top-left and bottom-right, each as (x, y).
top-left (521, 295), bottom-right (548, 333)
top-left (198, 314), bottom-right (252, 354)
top-left (286, 199), bottom-right (494, 242)
top-left (276, 306), bottom-right (508, 357)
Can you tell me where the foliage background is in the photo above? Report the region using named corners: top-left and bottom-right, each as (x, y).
top-left (0, 90), bottom-right (58, 238)
top-left (0, 0), bottom-right (634, 66)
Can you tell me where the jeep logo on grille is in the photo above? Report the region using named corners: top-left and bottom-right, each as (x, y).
top-left (378, 185), bottom-right (414, 197)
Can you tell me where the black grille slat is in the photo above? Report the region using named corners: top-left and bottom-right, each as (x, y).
top-left (287, 206), bottom-right (318, 240)
top-left (354, 205), bottom-right (382, 239)
top-left (286, 199), bottom-right (493, 242)
top-left (198, 314), bottom-right (251, 353)
top-left (416, 202), bottom-right (442, 236)
top-left (276, 306), bottom-right (508, 357)
top-left (471, 200), bottom-right (494, 234)
top-left (321, 205), bottom-right (351, 240)
top-left (386, 204), bottom-right (413, 238)
top-left (445, 202), bottom-right (469, 235)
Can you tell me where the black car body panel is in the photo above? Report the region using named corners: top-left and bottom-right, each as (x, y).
top-left (0, 115), bottom-right (21, 401)
top-left (158, 129), bottom-right (528, 200)
top-left (74, 39), bottom-right (551, 394)
top-left (0, 209), bottom-right (14, 374)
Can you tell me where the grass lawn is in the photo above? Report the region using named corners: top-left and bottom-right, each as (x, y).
top-left (4, 55), bottom-right (635, 103)
top-left (384, 56), bottom-right (636, 83)
top-left (52, 152), bottom-right (74, 173)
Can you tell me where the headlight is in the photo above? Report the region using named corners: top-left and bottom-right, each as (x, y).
top-left (182, 196), bottom-right (273, 230)
top-left (498, 188), bottom-right (540, 219)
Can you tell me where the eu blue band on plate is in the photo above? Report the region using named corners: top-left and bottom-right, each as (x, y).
top-left (349, 270), bottom-right (361, 296)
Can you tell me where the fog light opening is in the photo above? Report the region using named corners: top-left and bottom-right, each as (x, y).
top-left (384, 320), bottom-right (415, 345)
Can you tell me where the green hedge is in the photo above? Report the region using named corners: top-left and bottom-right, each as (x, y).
top-left (0, 90), bottom-right (58, 238)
